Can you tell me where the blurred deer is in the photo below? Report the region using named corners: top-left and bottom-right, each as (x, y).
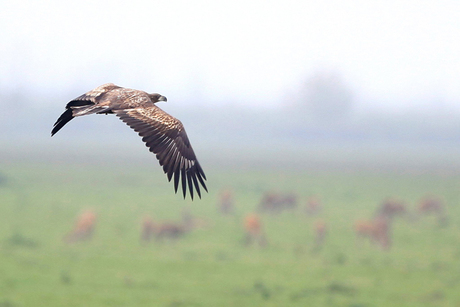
top-left (354, 197), bottom-right (412, 250)
top-left (257, 192), bottom-right (278, 213)
top-left (257, 191), bottom-right (298, 214)
top-left (418, 195), bottom-right (448, 227)
top-left (418, 195), bottom-right (444, 214)
top-left (354, 219), bottom-right (374, 239)
top-left (141, 209), bottom-right (201, 243)
top-left (154, 222), bottom-right (188, 241)
top-left (375, 198), bottom-right (407, 219)
top-left (141, 217), bottom-right (188, 242)
top-left (354, 216), bottom-right (391, 250)
top-left (243, 213), bottom-right (267, 247)
top-left (64, 210), bottom-right (97, 243)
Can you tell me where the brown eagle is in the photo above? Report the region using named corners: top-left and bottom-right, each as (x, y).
top-left (52, 83), bottom-right (207, 199)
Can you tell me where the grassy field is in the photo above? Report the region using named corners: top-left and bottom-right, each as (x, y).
top-left (0, 155), bottom-right (460, 307)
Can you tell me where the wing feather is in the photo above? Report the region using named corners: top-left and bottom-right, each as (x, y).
top-left (186, 170), bottom-right (194, 200)
top-left (68, 83), bottom-right (122, 107)
top-left (181, 167), bottom-right (187, 198)
top-left (174, 166), bottom-right (181, 192)
top-left (191, 171), bottom-right (201, 198)
top-left (166, 148), bottom-right (179, 181)
top-left (115, 106), bottom-right (207, 199)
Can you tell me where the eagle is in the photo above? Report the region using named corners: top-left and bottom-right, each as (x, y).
top-left (51, 83), bottom-right (207, 200)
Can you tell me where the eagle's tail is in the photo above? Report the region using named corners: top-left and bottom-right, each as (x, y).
top-left (51, 100), bottom-right (110, 136)
top-left (51, 109), bottom-right (74, 136)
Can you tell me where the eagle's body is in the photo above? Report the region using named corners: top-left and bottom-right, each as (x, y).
top-left (52, 83), bottom-right (207, 199)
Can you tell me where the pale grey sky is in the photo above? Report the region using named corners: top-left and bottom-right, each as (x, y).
top-left (1, 0), bottom-right (459, 111)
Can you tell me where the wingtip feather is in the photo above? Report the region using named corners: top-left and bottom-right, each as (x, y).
top-left (51, 109), bottom-right (74, 136)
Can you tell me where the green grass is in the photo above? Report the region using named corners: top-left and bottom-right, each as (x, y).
top-left (1, 159), bottom-right (460, 307)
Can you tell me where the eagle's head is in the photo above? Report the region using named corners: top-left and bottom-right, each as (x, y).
top-left (149, 93), bottom-right (167, 103)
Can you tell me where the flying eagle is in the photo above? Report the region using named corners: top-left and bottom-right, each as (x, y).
top-left (52, 83), bottom-right (207, 199)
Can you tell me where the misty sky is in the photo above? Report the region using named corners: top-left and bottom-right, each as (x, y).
top-left (1, 0), bottom-right (459, 111)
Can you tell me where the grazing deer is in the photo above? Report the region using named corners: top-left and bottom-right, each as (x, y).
top-left (154, 222), bottom-right (188, 241)
top-left (418, 195), bottom-right (448, 227)
top-left (257, 191), bottom-right (298, 214)
top-left (140, 209), bottom-right (199, 243)
top-left (375, 198), bottom-right (407, 219)
top-left (243, 213), bottom-right (267, 247)
top-left (257, 192), bottom-right (278, 213)
top-left (354, 220), bottom-right (374, 239)
top-left (418, 195), bottom-right (444, 214)
top-left (354, 197), bottom-right (413, 250)
top-left (354, 216), bottom-right (391, 250)
top-left (64, 210), bottom-right (97, 243)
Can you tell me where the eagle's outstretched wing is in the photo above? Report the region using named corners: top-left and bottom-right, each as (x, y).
top-left (115, 106), bottom-right (207, 199)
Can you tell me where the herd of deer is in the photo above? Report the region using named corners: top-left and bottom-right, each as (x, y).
top-left (63, 190), bottom-right (447, 253)
top-left (354, 196), bottom-right (448, 250)
top-left (63, 207), bottom-right (207, 244)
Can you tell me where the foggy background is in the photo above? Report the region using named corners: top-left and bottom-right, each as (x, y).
top-left (1, 3), bottom-right (460, 305)
top-left (1, 0), bottom-right (459, 169)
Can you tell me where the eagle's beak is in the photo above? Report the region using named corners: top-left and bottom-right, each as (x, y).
top-left (159, 95), bottom-right (167, 102)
